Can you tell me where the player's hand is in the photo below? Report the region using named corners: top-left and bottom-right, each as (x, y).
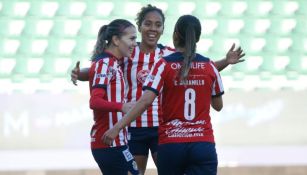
top-left (71, 61), bottom-right (80, 86)
top-left (226, 43), bottom-right (245, 65)
top-left (121, 102), bottom-right (136, 114)
top-left (102, 126), bottom-right (121, 146)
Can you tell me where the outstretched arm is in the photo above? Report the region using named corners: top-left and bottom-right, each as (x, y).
top-left (71, 61), bottom-right (90, 85)
top-left (214, 43), bottom-right (245, 71)
top-left (90, 88), bottom-right (135, 113)
top-left (102, 90), bottom-right (156, 145)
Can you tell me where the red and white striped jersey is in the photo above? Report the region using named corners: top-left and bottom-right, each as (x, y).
top-left (122, 44), bottom-right (175, 127)
top-left (143, 52), bottom-right (224, 144)
top-left (89, 52), bottom-right (128, 149)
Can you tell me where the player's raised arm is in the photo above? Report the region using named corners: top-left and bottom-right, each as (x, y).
top-left (70, 61), bottom-right (90, 85)
top-left (214, 43), bottom-right (245, 71)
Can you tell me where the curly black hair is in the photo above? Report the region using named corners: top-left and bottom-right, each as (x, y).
top-left (136, 4), bottom-right (165, 28)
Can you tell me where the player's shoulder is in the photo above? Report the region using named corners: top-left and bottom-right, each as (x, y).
top-left (194, 53), bottom-right (210, 62)
top-left (157, 44), bottom-right (176, 57)
top-left (162, 52), bottom-right (182, 62)
top-left (194, 54), bottom-right (217, 71)
top-left (157, 44), bottom-right (175, 51)
top-left (94, 52), bottom-right (115, 64)
top-left (162, 52), bottom-right (210, 62)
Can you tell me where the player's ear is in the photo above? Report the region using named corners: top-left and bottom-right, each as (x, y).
top-left (112, 35), bottom-right (120, 47)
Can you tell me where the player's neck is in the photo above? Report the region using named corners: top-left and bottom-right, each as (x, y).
top-left (105, 47), bottom-right (122, 60)
top-left (139, 42), bottom-right (156, 54)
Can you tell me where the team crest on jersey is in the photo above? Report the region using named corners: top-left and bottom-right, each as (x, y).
top-left (107, 67), bottom-right (117, 81)
top-left (137, 69), bottom-right (150, 84)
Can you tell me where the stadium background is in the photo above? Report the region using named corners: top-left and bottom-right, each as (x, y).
top-left (0, 0), bottom-right (306, 174)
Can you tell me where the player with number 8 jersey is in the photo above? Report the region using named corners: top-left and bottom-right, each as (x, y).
top-left (143, 52), bottom-right (224, 144)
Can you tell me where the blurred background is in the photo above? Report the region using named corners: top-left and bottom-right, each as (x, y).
top-left (0, 0), bottom-right (306, 174)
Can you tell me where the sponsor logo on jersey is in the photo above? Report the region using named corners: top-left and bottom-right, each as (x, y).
top-left (96, 73), bottom-right (107, 78)
top-left (170, 62), bottom-right (206, 70)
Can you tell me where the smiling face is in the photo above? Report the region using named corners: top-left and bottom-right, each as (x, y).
top-left (139, 11), bottom-right (164, 50)
top-left (117, 26), bottom-right (137, 58)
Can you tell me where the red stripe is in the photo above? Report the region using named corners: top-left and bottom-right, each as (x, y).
top-left (120, 68), bottom-right (125, 134)
top-left (120, 70), bottom-right (125, 104)
top-left (94, 61), bottom-right (103, 86)
top-left (148, 51), bottom-right (156, 70)
top-left (109, 61), bottom-right (120, 146)
top-left (135, 52), bottom-right (144, 127)
top-left (147, 59), bottom-right (163, 88)
top-left (157, 95), bottom-right (162, 124)
top-left (156, 61), bottom-right (166, 93)
top-left (119, 67), bottom-right (127, 144)
top-left (126, 51), bottom-right (134, 102)
top-left (105, 59), bottom-right (114, 85)
top-left (156, 79), bottom-right (163, 93)
top-left (146, 52), bottom-right (156, 127)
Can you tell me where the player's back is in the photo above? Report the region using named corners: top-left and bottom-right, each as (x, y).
top-left (153, 52), bottom-right (224, 144)
top-left (161, 52), bottom-right (221, 121)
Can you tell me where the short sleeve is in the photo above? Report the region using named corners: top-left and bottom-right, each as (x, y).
top-left (91, 58), bottom-right (114, 89)
top-left (142, 59), bottom-right (166, 96)
top-left (209, 62), bottom-right (224, 97)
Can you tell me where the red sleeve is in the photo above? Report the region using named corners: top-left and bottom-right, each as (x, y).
top-left (90, 88), bottom-right (123, 112)
top-left (143, 59), bottom-right (166, 96)
top-left (211, 60), bottom-right (217, 67)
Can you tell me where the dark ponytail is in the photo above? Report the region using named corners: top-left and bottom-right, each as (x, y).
top-left (180, 24), bottom-right (196, 81)
top-left (91, 25), bottom-right (108, 61)
top-left (174, 15), bottom-right (201, 81)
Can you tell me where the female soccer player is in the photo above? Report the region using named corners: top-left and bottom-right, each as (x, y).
top-left (103, 14), bottom-right (233, 175)
top-left (88, 19), bottom-right (138, 175)
top-left (71, 4), bottom-right (244, 175)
